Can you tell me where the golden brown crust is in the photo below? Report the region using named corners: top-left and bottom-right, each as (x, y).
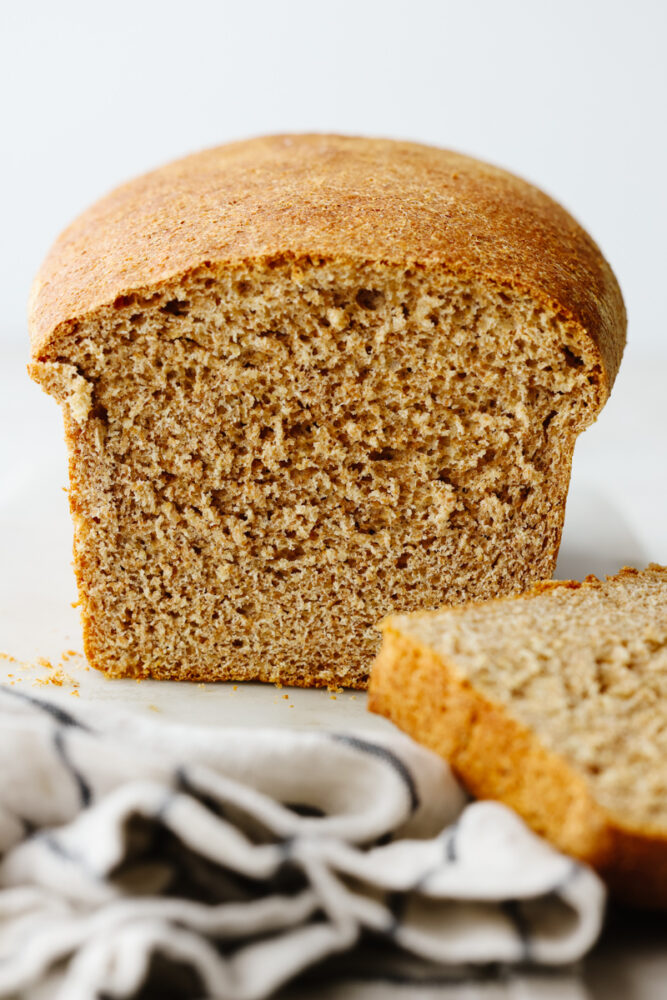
top-left (29, 134), bottom-right (625, 397)
top-left (369, 591), bottom-right (667, 908)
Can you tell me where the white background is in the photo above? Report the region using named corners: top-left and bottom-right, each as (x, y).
top-left (2, 0), bottom-right (667, 360)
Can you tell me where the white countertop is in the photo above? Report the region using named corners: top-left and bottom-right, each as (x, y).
top-left (1, 345), bottom-right (666, 996)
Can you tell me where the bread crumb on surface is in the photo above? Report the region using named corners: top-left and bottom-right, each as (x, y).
top-left (2, 650), bottom-right (85, 691)
top-left (33, 667), bottom-right (78, 689)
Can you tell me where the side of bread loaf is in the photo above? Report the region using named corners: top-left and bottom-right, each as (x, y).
top-left (369, 566), bottom-right (667, 905)
top-left (28, 135), bottom-right (626, 687)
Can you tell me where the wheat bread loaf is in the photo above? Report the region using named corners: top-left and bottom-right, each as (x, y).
top-left (28, 134), bottom-right (625, 687)
top-left (369, 565), bottom-right (667, 905)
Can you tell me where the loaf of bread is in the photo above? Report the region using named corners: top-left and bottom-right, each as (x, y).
top-left (369, 565), bottom-right (667, 905)
top-left (29, 134), bottom-right (625, 687)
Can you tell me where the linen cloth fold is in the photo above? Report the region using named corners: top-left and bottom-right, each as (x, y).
top-left (0, 686), bottom-right (605, 1000)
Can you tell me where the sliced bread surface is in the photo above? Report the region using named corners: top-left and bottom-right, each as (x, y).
top-left (369, 565), bottom-right (667, 905)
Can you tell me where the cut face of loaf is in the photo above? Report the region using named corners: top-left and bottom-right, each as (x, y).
top-left (28, 135), bottom-right (626, 687)
top-left (369, 566), bottom-right (667, 906)
top-left (30, 266), bottom-right (606, 685)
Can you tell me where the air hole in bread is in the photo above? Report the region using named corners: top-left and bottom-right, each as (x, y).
top-left (356, 288), bottom-right (385, 310)
top-left (161, 299), bottom-right (191, 317)
top-left (562, 345), bottom-right (585, 368)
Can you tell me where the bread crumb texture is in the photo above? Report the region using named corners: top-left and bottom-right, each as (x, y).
top-left (28, 135), bottom-right (626, 687)
top-left (369, 565), bottom-right (667, 905)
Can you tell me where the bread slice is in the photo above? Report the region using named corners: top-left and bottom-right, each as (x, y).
top-left (28, 134), bottom-right (625, 687)
top-left (369, 565), bottom-right (667, 905)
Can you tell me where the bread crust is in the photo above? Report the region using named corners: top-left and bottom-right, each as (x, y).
top-left (29, 134), bottom-right (625, 398)
top-left (368, 571), bottom-right (667, 908)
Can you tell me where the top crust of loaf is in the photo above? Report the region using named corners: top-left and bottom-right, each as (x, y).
top-left (29, 134), bottom-right (625, 394)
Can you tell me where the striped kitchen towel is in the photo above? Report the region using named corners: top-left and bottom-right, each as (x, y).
top-left (0, 686), bottom-right (604, 1000)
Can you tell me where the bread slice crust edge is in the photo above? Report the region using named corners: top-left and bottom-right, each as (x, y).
top-left (368, 576), bottom-right (667, 908)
